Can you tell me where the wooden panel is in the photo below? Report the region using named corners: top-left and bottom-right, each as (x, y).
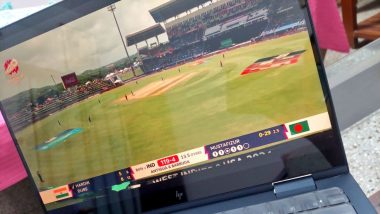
top-left (342, 0), bottom-right (359, 48)
top-left (355, 12), bottom-right (380, 40)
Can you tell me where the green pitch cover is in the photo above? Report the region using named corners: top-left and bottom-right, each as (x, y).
top-left (35, 128), bottom-right (83, 151)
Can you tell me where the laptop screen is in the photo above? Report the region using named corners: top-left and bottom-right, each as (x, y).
top-left (0, 0), bottom-right (347, 212)
top-left (0, 0), bottom-right (62, 29)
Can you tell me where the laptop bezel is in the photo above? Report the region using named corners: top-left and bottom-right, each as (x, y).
top-left (0, 0), bottom-right (349, 213)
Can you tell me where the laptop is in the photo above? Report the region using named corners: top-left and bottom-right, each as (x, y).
top-left (0, 0), bottom-right (376, 213)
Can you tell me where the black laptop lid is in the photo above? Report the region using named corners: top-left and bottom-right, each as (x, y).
top-left (0, 0), bottom-right (347, 213)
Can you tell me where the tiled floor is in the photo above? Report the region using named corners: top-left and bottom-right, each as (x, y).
top-left (0, 178), bottom-right (44, 214)
top-left (343, 109), bottom-right (380, 196)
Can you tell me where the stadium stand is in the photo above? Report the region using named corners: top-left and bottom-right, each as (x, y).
top-left (140, 42), bottom-right (175, 58)
top-left (141, 0), bottom-right (269, 73)
top-left (6, 79), bottom-right (116, 131)
top-left (139, 0), bottom-right (306, 73)
top-left (149, 0), bottom-right (211, 23)
top-left (5, 0), bottom-right (309, 132)
top-left (126, 24), bottom-right (165, 47)
top-left (7, 0), bottom-right (309, 131)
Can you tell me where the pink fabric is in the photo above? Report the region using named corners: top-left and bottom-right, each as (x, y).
top-left (0, 114), bottom-right (27, 191)
top-left (309, 0), bottom-right (350, 53)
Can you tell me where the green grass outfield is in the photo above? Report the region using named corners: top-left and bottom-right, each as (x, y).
top-left (120, 67), bottom-right (144, 81)
top-left (16, 31), bottom-right (328, 188)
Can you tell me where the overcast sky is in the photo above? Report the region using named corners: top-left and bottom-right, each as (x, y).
top-left (0, 0), bottom-right (170, 100)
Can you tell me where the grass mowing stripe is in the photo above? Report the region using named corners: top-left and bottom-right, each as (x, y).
top-left (15, 31), bottom-right (327, 189)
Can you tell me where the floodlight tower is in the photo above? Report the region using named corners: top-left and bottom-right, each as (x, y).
top-left (107, 4), bottom-right (136, 76)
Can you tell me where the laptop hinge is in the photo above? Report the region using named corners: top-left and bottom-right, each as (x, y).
top-left (272, 174), bottom-right (316, 198)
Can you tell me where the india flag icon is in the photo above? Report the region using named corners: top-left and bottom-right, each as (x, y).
top-left (289, 121), bottom-right (310, 135)
top-left (54, 186), bottom-right (71, 200)
top-left (40, 185), bottom-right (73, 204)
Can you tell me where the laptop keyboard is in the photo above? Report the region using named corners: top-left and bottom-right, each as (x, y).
top-left (218, 187), bottom-right (357, 214)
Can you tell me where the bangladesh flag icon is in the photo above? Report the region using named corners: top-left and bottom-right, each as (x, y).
top-left (289, 121), bottom-right (310, 135)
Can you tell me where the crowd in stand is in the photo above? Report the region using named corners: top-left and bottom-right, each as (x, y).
top-left (140, 43), bottom-right (175, 58)
top-left (142, 0), bottom-right (305, 73)
top-left (6, 1), bottom-right (307, 131)
top-left (260, 0), bottom-right (305, 37)
top-left (8, 79), bottom-right (115, 131)
top-left (247, 8), bottom-right (268, 21)
top-left (142, 0), bottom-right (265, 73)
top-left (142, 44), bottom-right (204, 72)
top-left (166, 0), bottom-right (262, 39)
top-left (170, 30), bottom-right (204, 49)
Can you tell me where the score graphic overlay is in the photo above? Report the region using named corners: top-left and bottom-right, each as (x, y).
top-left (205, 125), bottom-right (286, 160)
top-left (40, 185), bottom-right (73, 204)
top-left (158, 155), bottom-right (180, 167)
top-left (38, 113), bottom-right (331, 204)
top-left (130, 148), bottom-right (209, 180)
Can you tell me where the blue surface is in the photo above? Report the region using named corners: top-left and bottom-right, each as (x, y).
top-left (0, 2), bottom-right (13, 10)
top-left (35, 128), bottom-right (83, 151)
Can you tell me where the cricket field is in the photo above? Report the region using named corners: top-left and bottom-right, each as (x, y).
top-left (15, 31), bottom-right (327, 188)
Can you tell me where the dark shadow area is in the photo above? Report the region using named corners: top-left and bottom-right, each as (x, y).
top-left (0, 178), bottom-right (44, 214)
top-left (358, 0), bottom-right (380, 13)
